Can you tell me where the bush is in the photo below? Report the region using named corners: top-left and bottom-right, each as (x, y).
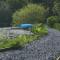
top-left (47, 16), bottom-right (59, 27)
top-left (16, 35), bottom-right (38, 46)
top-left (53, 23), bottom-right (60, 30)
top-left (31, 23), bottom-right (48, 35)
top-left (12, 4), bottom-right (47, 26)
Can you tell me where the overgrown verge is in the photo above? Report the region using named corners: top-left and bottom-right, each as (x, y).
top-left (47, 16), bottom-right (60, 31)
top-left (0, 24), bottom-right (48, 50)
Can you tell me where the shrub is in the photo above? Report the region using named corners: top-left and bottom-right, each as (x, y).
top-left (0, 38), bottom-right (18, 49)
top-left (16, 35), bottom-right (38, 46)
top-left (53, 23), bottom-right (60, 30)
top-left (47, 16), bottom-right (59, 27)
top-left (31, 23), bottom-right (48, 35)
top-left (12, 4), bottom-right (47, 26)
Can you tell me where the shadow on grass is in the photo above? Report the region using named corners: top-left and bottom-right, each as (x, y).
top-left (0, 46), bottom-right (24, 52)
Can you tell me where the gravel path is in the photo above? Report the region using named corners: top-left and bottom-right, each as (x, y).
top-left (0, 28), bottom-right (33, 38)
top-left (0, 28), bottom-right (60, 60)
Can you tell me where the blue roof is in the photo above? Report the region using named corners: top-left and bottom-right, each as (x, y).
top-left (16, 24), bottom-right (32, 29)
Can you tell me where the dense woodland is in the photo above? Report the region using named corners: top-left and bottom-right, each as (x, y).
top-left (0, 0), bottom-right (60, 27)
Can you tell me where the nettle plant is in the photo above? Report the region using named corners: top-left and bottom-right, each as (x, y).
top-left (31, 24), bottom-right (48, 35)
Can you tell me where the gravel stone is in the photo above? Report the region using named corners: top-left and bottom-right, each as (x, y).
top-left (0, 28), bottom-right (60, 60)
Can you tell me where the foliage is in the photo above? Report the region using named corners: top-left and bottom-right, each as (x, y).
top-left (31, 23), bottom-right (48, 35)
top-left (53, 2), bottom-right (60, 16)
top-left (0, 34), bottom-right (38, 49)
top-left (30, 0), bottom-right (54, 8)
top-left (5, 0), bottom-right (27, 11)
top-left (0, 1), bottom-right (12, 27)
top-left (53, 23), bottom-right (60, 31)
top-left (16, 35), bottom-right (38, 46)
top-left (12, 4), bottom-right (47, 26)
top-left (47, 16), bottom-right (59, 27)
top-left (0, 0), bottom-right (60, 27)
top-left (0, 0), bottom-right (27, 27)
top-left (0, 24), bottom-right (48, 49)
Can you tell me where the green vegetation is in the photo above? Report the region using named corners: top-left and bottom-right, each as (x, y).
top-left (52, 0), bottom-right (60, 31)
top-left (47, 16), bottom-right (59, 27)
top-left (0, 0), bottom-right (60, 27)
top-left (31, 24), bottom-right (48, 35)
top-left (12, 4), bottom-right (47, 26)
top-left (53, 23), bottom-right (60, 31)
top-left (0, 35), bottom-right (37, 49)
top-left (53, 2), bottom-right (60, 16)
top-left (47, 16), bottom-right (60, 31)
top-left (0, 24), bottom-right (48, 49)
top-left (0, 0), bottom-right (60, 50)
top-left (46, 0), bottom-right (60, 31)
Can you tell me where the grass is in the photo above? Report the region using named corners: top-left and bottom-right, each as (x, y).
top-left (0, 35), bottom-right (39, 49)
top-left (0, 24), bottom-right (48, 49)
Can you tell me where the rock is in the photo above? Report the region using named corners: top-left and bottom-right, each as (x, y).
top-left (0, 27), bottom-right (33, 39)
top-left (48, 57), bottom-right (54, 60)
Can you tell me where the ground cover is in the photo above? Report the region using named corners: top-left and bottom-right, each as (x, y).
top-left (0, 24), bottom-right (48, 50)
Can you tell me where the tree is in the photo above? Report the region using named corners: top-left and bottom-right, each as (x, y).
top-left (31, 0), bottom-right (54, 16)
top-left (0, 1), bottom-right (12, 27)
top-left (12, 4), bottom-right (48, 26)
top-left (5, 0), bottom-right (28, 11)
top-left (53, 2), bottom-right (60, 16)
top-left (47, 16), bottom-right (60, 27)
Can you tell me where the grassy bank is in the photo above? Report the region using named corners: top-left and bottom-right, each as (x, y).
top-left (0, 24), bottom-right (48, 50)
